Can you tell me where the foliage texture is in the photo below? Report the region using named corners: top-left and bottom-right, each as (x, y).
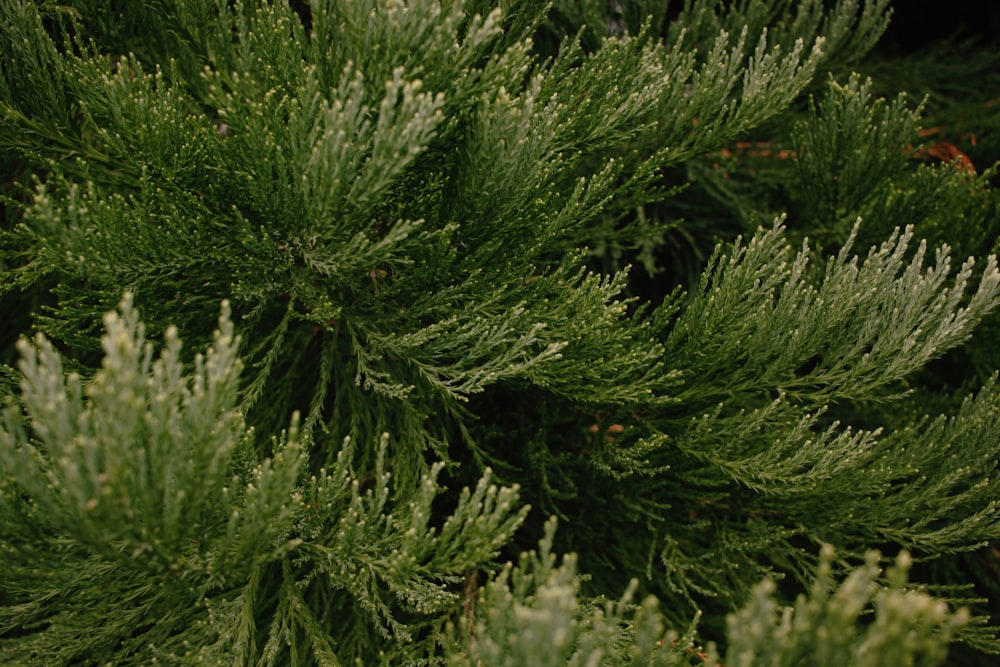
top-left (2, 0), bottom-right (999, 664)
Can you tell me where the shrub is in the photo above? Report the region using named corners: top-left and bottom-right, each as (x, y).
top-left (2, 1), bottom-right (998, 664)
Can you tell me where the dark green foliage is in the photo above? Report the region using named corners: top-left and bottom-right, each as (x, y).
top-left (2, 0), bottom-right (999, 664)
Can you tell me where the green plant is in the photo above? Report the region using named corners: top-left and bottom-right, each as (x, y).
top-left (2, 0), bottom-right (999, 664)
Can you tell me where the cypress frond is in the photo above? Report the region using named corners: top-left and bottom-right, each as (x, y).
top-left (2, 1), bottom-right (998, 663)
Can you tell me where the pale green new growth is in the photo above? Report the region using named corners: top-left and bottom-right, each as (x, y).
top-left (1, 294), bottom-right (275, 570)
top-left (665, 219), bottom-right (1000, 405)
top-left (725, 546), bottom-right (968, 667)
top-left (446, 518), bottom-right (711, 667)
top-left (0, 298), bottom-right (528, 665)
top-left (446, 521), bottom-right (967, 667)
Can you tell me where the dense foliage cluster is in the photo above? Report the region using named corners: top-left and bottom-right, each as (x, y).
top-left (1, 1), bottom-right (999, 664)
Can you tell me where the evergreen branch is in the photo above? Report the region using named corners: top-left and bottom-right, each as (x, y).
top-left (823, 377), bottom-right (1000, 554)
top-left (2, 1), bottom-right (999, 662)
top-left (447, 521), bottom-right (966, 667)
top-left (292, 434), bottom-right (529, 646)
top-left (0, 296), bottom-right (304, 664)
top-left (724, 546), bottom-right (967, 667)
top-left (792, 74), bottom-right (926, 232)
top-left (663, 219), bottom-right (1000, 406)
top-left (0, 297), bottom-right (531, 664)
top-left (2, 295), bottom-right (249, 565)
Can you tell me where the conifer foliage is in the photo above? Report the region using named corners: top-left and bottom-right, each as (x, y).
top-left (1, 0), bottom-right (999, 664)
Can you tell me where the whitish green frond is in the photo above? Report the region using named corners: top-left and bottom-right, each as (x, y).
top-left (1, 294), bottom-right (259, 563)
top-left (725, 546), bottom-right (967, 667)
top-left (0, 296), bottom-right (304, 665)
top-left (445, 518), bottom-right (712, 667)
top-left (663, 219), bottom-right (1000, 406)
top-left (562, 219), bottom-right (1000, 613)
top-left (445, 523), bottom-right (965, 667)
top-left (813, 0), bottom-right (893, 71)
top-left (661, 0), bottom-right (890, 70)
top-left (0, 299), bottom-right (530, 665)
